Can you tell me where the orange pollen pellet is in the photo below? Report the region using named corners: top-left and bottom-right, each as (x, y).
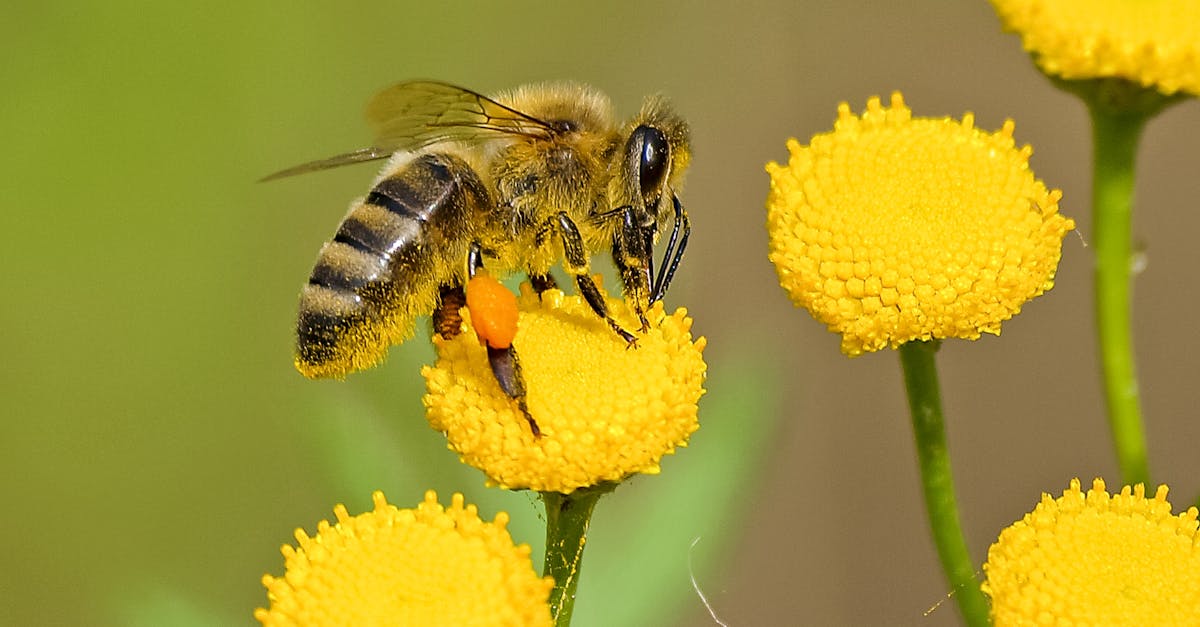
top-left (466, 272), bottom-right (519, 349)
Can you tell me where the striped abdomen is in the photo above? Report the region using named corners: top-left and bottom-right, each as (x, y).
top-left (295, 153), bottom-right (489, 378)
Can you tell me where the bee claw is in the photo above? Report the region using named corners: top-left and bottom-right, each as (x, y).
top-left (613, 324), bottom-right (639, 345)
top-left (519, 401), bottom-right (542, 437)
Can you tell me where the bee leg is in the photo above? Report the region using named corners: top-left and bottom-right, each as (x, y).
top-left (529, 273), bottom-right (558, 297)
top-left (552, 212), bottom-right (638, 346)
top-left (467, 241), bottom-right (485, 278)
top-left (464, 241), bottom-right (540, 436)
top-left (432, 284), bottom-right (467, 339)
top-left (611, 208), bottom-right (653, 332)
top-left (487, 345), bottom-right (539, 436)
top-left (432, 237), bottom-right (486, 340)
top-left (642, 226), bottom-right (656, 301)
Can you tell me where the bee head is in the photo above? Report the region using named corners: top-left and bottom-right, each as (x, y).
top-left (618, 97), bottom-right (691, 228)
top-left (606, 97), bottom-right (692, 305)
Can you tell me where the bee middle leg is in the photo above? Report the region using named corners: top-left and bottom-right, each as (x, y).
top-left (550, 212), bottom-right (638, 345)
top-left (431, 243), bottom-right (489, 340)
top-left (432, 284), bottom-right (467, 340)
top-left (529, 272), bottom-right (558, 297)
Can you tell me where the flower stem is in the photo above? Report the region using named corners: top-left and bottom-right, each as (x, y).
top-left (1087, 101), bottom-right (1151, 488)
top-left (1056, 76), bottom-right (1180, 486)
top-left (898, 340), bottom-right (990, 627)
top-left (541, 484), bottom-right (613, 626)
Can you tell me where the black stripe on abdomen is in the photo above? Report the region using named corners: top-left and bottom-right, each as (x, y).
top-left (306, 237), bottom-right (389, 292)
top-left (333, 217), bottom-right (389, 256)
top-left (295, 153), bottom-right (487, 376)
top-left (295, 281), bottom-right (366, 370)
top-left (366, 155), bottom-right (456, 222)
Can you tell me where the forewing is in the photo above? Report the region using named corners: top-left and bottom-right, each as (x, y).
top-left (260, 147), bottom-right (394, 181)
top-left (366, 80), bottom-right (554, 150)
top-left (261, 80), bottom-right (554, 182)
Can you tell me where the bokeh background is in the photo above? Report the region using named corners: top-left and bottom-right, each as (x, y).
top-left (4, 1), bottom-right (1199, 625)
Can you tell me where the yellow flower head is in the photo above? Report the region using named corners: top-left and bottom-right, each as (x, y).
top-left (766, 93), bottom-right (1074, 356)
top-left (255, 491), bottom-right (553, 627)
top-left (990, 0), bottom-right (1200, 97)
top-left (423, 283), bottom-right (706, 494)
top-left (983, 478), bottom-right (1200, 625)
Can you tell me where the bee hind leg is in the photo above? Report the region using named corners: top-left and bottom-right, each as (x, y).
top-left (460, 241), bottom-right (541, 436)
top-left (486, 345), bottom-right (539, 436)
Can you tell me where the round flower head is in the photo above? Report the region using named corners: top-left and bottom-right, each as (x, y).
top-left (423, 283), bottom-right (706, 494)
top-left (766, 93), bottom-right (1074, 356)
top-left (990, 0), bottom-right (1200, 97)
top-left (255, 491), bottom-right (553, 627)
top-left (983, 478), bottom-right (1200, 625)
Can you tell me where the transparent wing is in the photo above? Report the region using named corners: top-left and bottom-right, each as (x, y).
top-left (261, 81), bottom-right (555, 181)
top-left (367, 80), bottom-right (555, 148)
top-left (259, 147), bottom-right (395, 181)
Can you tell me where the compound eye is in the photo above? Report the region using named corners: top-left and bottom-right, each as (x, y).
top-left (634, 125), bottom-right (670, 204)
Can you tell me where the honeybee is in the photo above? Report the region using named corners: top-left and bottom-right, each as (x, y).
top-left (266, 80), bottom-right (691, 434)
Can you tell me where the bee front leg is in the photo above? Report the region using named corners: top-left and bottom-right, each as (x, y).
top-left (552, 212), bottom-right (638, 346)
top-left (611, 208), bottom-right (653, 332)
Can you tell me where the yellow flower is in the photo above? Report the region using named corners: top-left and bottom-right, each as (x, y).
top-left (990, 0), bottom-right (1200, 97)
top-left (255, 491), bottom-right (553, 627)
top-left (983, 478), bottom-right (1200, 626)
top-left (422, 283), bottom-right (706, 494)
top-left (765, 93), bottom-right (1074, 356)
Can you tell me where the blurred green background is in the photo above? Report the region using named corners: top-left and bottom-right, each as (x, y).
top-left (4, 2), bottom-right (1199, 625)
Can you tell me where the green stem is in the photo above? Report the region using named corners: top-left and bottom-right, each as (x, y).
top-left (541, 484), bottom-right (613, 626)
top-left (1088, 101), bottom-right (1152, 488)
top-left (1048, 76), bottom-right (1183, 486)
top-left (898, 341), bottom-right (990, 627)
